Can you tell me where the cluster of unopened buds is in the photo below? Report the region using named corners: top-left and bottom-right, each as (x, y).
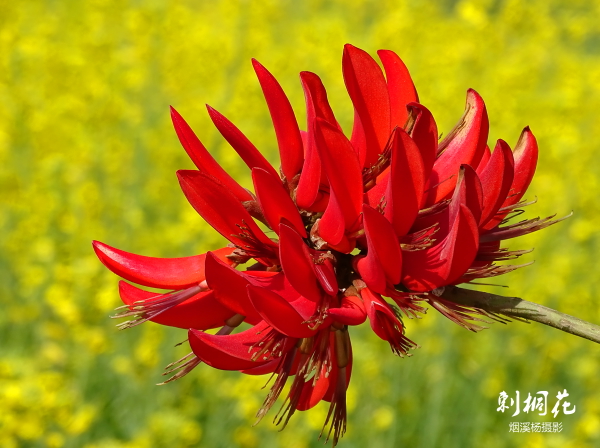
top-left (93, 44), bottom-right (565, 445)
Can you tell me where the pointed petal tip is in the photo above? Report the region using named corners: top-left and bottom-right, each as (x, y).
top-left (170, 105), bottom-right (182, 119)
top-left (92, 240), bottom-right (111, 257)
top-left (175, 169), bottom-right (190, 182)
top-left (251, 58), bottom-right (264, 71)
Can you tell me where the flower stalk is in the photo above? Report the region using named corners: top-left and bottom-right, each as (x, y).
top-left (441, 286), bottom-right (600, 344)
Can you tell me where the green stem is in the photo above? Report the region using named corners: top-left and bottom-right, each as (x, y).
top-left (441, 286), bottom-right (600, 345)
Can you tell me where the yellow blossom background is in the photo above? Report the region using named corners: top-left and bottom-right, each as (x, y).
top-left (1, 0), bottom-right (599, 447)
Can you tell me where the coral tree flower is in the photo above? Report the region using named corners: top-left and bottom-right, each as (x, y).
top-left (93, 44), bottom-right (565, 445)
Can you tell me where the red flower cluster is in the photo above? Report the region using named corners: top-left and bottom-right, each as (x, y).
top-left (93, 44), bottom-right (562, 445)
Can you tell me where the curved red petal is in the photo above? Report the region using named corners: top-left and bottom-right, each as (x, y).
top-left (318, 190), bottom-right (346, 247)
top-left (119, 281), bottom-right (235, 330)
top-left (247, 271), bottom-right (302, 302)
top-left (407, 102), bottom-right (437, 190)
top-left (458, 165), bottom-right (484, 225)
top-left (177, 170), bottom-right (277, 252)
top-left (312, 258), bottom-right (338, 296)
top-left (349, 110), bottom-right (367, 167)
top-left (247, 285), bottom-right (316, 338)
top-left (323, 341), bottom-right (353, 403)
top-left (92, 240), bottom-right (233, 289)
top-left (252, 59), bottom-right (303, 181)
top-left (504, 126), bottom-right (538, 208)
top-left (297, 362), bottom-right (331, 411)
top-left (170, 107), bottom-right (251, 202)
top-left (278, 223), bottom-right (322, 301)
top-left (362, 288), bottom-right (398, 341)
top-left (362, 204), bottom-right (402, 287)
top-left (425, 89), bottom-right (489, 205)
top-left (314, 118), bottom-right (363, 240)
top-left (245, 350), bottom-right (302, 376)
top-left (328, 295), bottom-right (367, 326)
top-left (296, 72), bottom-right (339, 210)
top-left (252, 168), bottom-right (306, 237)
top-left (241, 358), bottom-right (280, 376)
top-left (476, 144), bottom-right (492, 174)
top-left (402, 204), bottom-right (479, 291)
top-left (442, 205), bottom-right (480, 284)
top-left (482, 128), bottom-right (538, 231)
top-left (206, 105), bottom-right (279, 179)
top-left (384, 128), bottom-right (425, 237)
top-left (188, 322), bottom-right (274, 370)
top-left (357, 253), bottom-right (387, 295)
top-left (479, 140), bottom-right (515, 226)
top-left (204, 252), bottom-right (262, 324)
top-left (343, 44), bottom-right (391, 168)
top-left (378, 49), bottom-right (418, 129)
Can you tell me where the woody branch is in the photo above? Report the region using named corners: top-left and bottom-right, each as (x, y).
top-left (441, 286), bottom-right (600, 345)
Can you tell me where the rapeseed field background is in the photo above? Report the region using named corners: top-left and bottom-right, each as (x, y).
top-left (1, 0), bottom-right (600, 447)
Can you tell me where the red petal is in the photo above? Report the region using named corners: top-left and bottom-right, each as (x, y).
top-left (323, 342), bottom-right (353, 403)
top-left (312, 258), bottom-right (338, 296)
top-left (349, 110), bottom-right (367, 167)
top-left (252, 168), bottom-right (306, 237)
top-left (364, 168), bottom-right (389, 208)
top-left (247, 271), bottom-right (302, 302)
top-left (300, 72), bottom-right (339, 126)
top-left (384, 128), bottom-right (425, 237)
top-left (476, 144), bottom-right (492, 174)
top-left (188, 322), bottom-right (274, 370)
top-left (252, 59), bottom-right (303, 181)
top-left (362, 288), bottom-right (399, 341)
top-left (407, 102), bottom-right (438, 190)
top-left (296, 72), bottom-right (338, 210)
top-left (378, 50), bottom-right (418, 129)
top-left (247, 285), bottom-right (316, 338)
top-left (482, 128), bottom-right (538, 231)
top-left (92, 241), bottom-right (232, 289)
top-left (425, 89), bottom-right (489, 205)
top-left (504, 127), bottom-right (538, 207)
top-left (278, 223), bottom-right (322, 301)
top-left (206, 105), bottom-right (279, 179)
top-left (360, 204), bottom-right (403, 290)
top-left (411, 164), bottom-right (482, 236)
top-left (457, 165), bottom-right (484, 225)
top-left (318, 190), bottom-right (346, 247)
top-left (343, 44), bottom-right (391, 168)
top-left (297, 361), bottom-right (331, 411)
top-left (241, 355), bottom-right (301, 376)
top-left (177, 170), bottom-right (277, 253)
top-left (119, 281), bottom-right (234, 330)
top-left (204, 252), bottom-right (262, 324)
top-left (478, 140), bottom-right (514, 226)
top-left (170, 107), bottom-right (251, 202)
top-left (241, 358), bottom-right (280, 375)
top-left (314, 118), bottom-right (363, 244)
top-left (403, 204), bottom-right (479, 291)
top-left (328, 295), bottom-right (367, 326)
top-left (442, 205), bottom-right (480, 285)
